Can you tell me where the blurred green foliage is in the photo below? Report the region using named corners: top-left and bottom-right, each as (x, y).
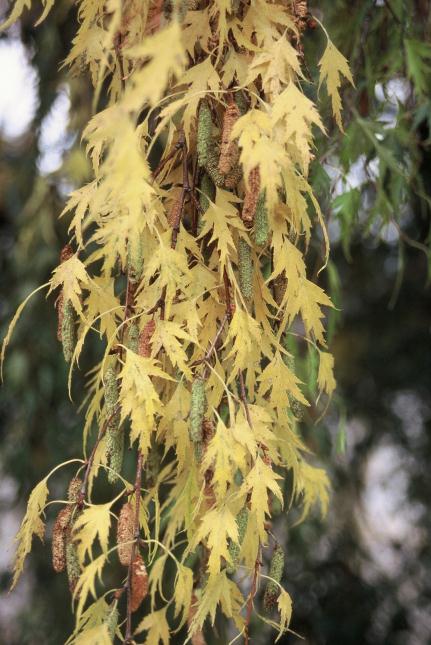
top-left (0, 0), bottom-right (430, 643)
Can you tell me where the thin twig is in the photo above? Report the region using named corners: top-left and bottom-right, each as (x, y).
top-left (244, 550), bottom-right (261, 645)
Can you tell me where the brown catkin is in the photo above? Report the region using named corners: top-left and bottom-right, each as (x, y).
top-left (218, 101), bottom-right (240, 175)
top-left (52, 506), bottom-right (72, 573)
top-left (242, 167), bottom-right (261, 227)
top-left (117, 502), bottom-right (134, 566)
top-left (66, 540), bottom-right (81, 593)
top-left (226, 507), bottom-right (249, 574)
top-left (130, 554), bottom-right (149, 612)
top-left (273, 272), bottom-right (287, 306)
top-left (168, 194), bottom-right (182, 228)
top-left (67, 477), bottom-right (83, 503)
top-left (224, 164), bottom-right (242, 190)
top-left (138, 319), bottom-right (156, 358)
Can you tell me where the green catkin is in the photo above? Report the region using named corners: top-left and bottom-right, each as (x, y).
top-left (254, 192), bottom-right (269, 246)
top-left (263, 544), bottom-right (285, 611)
top-left (227, 507), bottom-right (249, 574)
top-left (61, 300), bottom-right (76, 363)
top-left (205, 147), bottom-right (242, 189)
top-left (127, 322), bottom-right (139, 353)
top-left (66, 540), bottom-right (81, 593)
top-left (199, 172), bottom-right (216, 214)
top-left (197, 101), bottom-right (213, 167)
top-left (127, 236), bottom-right (144, 283)
top-left (104, 366), bottom-right (123, 484)
top-left (189, 377), bottom-right (206, 443)
top-left (104, 601), bottom-right (119, 641)
top-left (238, 237), bottom-right (253, 301)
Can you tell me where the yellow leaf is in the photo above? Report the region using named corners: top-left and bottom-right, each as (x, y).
top-left (73, 503), bottom-right (112, 562)
top-left (174, 564), bottom-right (194, 625)
top-left (192, 505), bottom-right (238, 576)
top-left (11, 476), bottom-right (48, 589)
top-left (224, 308), bottom-right (261, 381)
top-left (136, 607), bottom-right (170, 645)
top-left (124, 23), bottom-right (186, 107)
top-left (318, 351), bottom-right (336, 396)
top-left (201, 419), bottom-right (248, 499)
top-left (75, 552), bottom-right (107, 623)
top-left (258, 352), bottom-right (309, 411)
top-left (48, 256), bottom-right (90, 314)
top-left (319, 40), bottom-right (354, 131)
top-left (151, 320), bottom-right (197, 380)
top-left (241, 457), bottom-right (283, 541)
top-left (189, 571), bottom-right (244, 631)
top-left (276, 588), bottom-right (293, 642)
top-left (120, 351), bottom-right (173, 455)
top-left (295, 460), bottom-right (330, 522)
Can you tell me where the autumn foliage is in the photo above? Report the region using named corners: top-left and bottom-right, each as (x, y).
top-left (1, 0), bottom-right (353, 642)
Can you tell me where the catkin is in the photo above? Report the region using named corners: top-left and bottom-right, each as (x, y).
top-left (273, 272), bottom-right (287, 306)
top-left (205, 147), bottom-right (242, 190)
top-left (226, 507), bottom-right (249, 574)
top-left (242, 167), bottom-right (261, 226)
top-left (138, 319), bottom-right (156, 358)
top-left (52, 506), bottom-right (72, 573)
top-left (128, 236), bottom-right (144, 283)
top-left (117, 501), bottom-right (135, 566)
top-left (104, 366), bottom-right (123, 484)
top-left (197, 101), bottom-right (213, 167)
top-left (127, 322), bottom-right (139, 353)
top-left (68, 477), bottom-right (83, 503)
top-left (263, 544), bottom-right (285, 611)
top-left (218, 101), bottom-right (240, 175)
top-left (238, 237), bottom-right (253, 301)
top-left (56, 291), bottom-right (64, 342)
top-left (224, 164), bottom-right (242, 190)
top-left (66, 540), bottom-right (81, 593)
top-left (254, 191), bottom-right (269, 246)
top-left (168, 195), bottom-right (182, 229)
top-left (198, 173), bottom-right (215, 217)
top-left (61, 299), bottom-right (76, 363)
top-left (189, 377), bottom-right (206, 443)
top-left (130, 554), bottom-right (149, 612)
